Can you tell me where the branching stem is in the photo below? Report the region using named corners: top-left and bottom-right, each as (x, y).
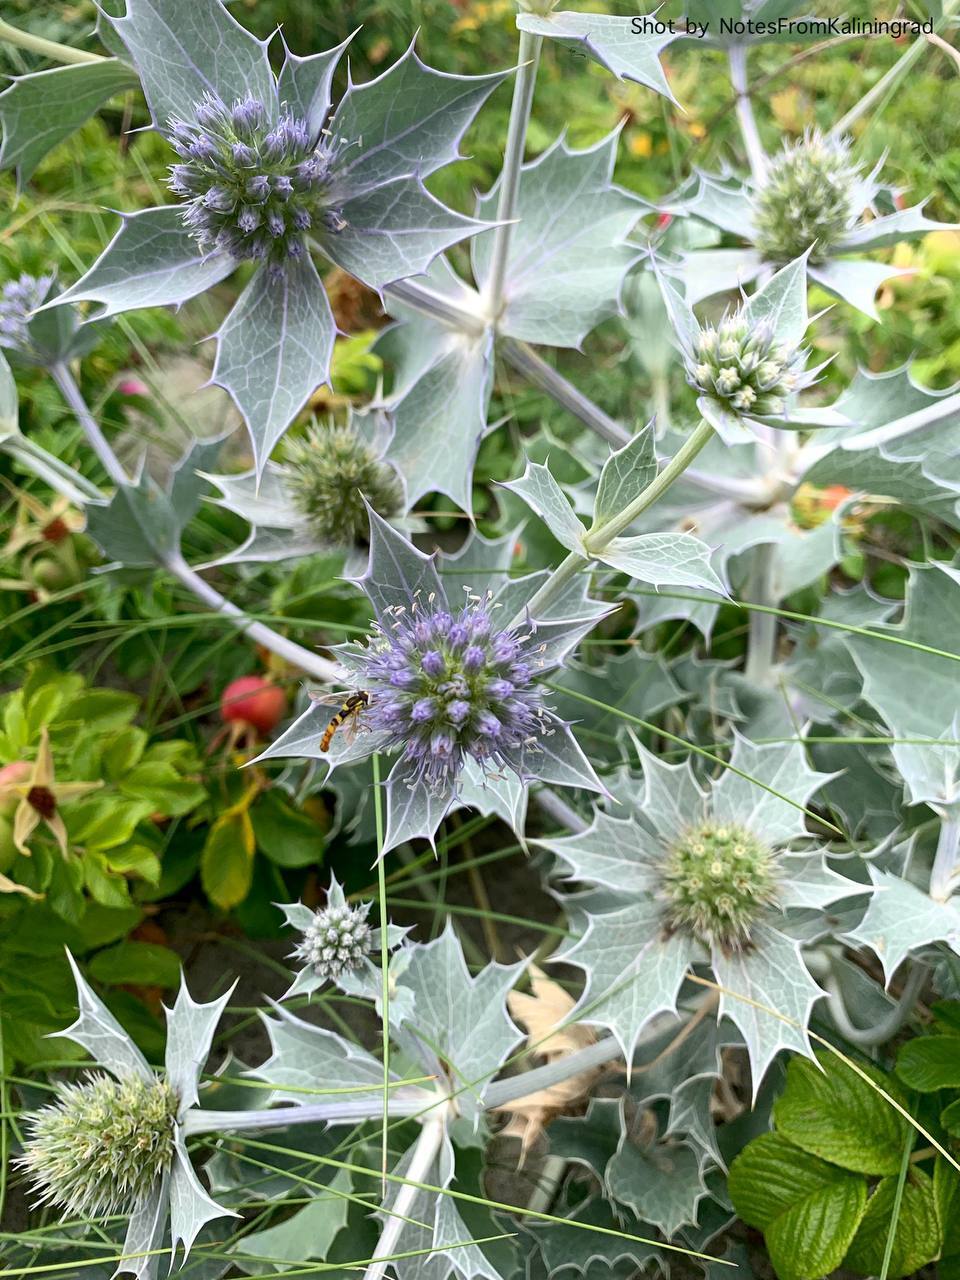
top-left (183, 1092), bottom-right (434, 1136)
top-left (514, 420), bottom-right (715, 626)
top-left (728, 45), bottom-right (767, 183)
top-left (51, 363), bottom-right (129, 488)
top-left (364, 1114), bottom-right (446, 1280)
top-left (824, 961), bottom-right (927, 1048)
top-left (485, 31), bottom-right (542, 320)
top-left (50, 362), bottom-right (342, 683)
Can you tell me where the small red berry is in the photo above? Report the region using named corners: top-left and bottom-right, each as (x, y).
top-left (118, 377), bottom-right (150, 397)
top-left (220, 676), bottom-right (285, 735)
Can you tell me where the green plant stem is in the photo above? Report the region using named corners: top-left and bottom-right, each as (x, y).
top-left (372, 752), bottom-right (391, 1197)
top-left (823, 961), bottom-right (927, 1048)
top-left (485, 29), bottom-right (542, 320)
top-left (0, 18), bottom-right (104, 65)
top-left (833, 0), bottom-right (959, 135)
top-left (514, 421), bottom-right (715, 626)
top-left (51, 363), bottom-right (129, 488)
top-left (728, 45), bottom-right (767, 182)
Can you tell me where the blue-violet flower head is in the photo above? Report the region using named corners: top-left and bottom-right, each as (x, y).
top-left (167, 93), bottom-right (345, 270)
top-left (355, 593), bottom-right (550, 791)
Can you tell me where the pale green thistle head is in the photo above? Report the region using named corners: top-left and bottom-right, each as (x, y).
top-left (752, 129), bottom-right (860, 264)
top-left (661, 822), bottom-right (779, 952)
top-left (283, 420), bottom-right (404, 544)
top-left (19, 1072), bottom-right (178, 1219)
top-left (688, 313), bottom-right (806, 418)
top-left (293, 899), bottom-right (373, 981)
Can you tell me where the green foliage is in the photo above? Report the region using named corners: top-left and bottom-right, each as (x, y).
top-left (731, 1049), bottom-right (954, 1279)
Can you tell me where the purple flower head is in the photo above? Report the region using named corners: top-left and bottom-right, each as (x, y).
top-left (355, 592), bottom-right (552, 791)
top-left (0, 273), bottom-right (54, 353)
top-left (165, 93), bottom-right (347, 273)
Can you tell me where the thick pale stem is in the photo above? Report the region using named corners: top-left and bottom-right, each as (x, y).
top-left (930, 814), bottom-right (960, 902)
top-left (386, 278), bottom-right (486, 336)
top-left (0, 18), bottom-right (104, 64)
top-left (744, 542), bottom-right (779, 686)
top-left (728, 45), bottom-right (767, 183)
top-left (51, 363), bottom-right (129, 488)
top-left (365, 1114), bottom-right (446, 1280)
top-left (824, 962), bottom-right (927, 1048)
top-left (184, 1092), bottom-right (433, 1136)
top-left (166, 553), bottom-right (342, 683)
top-left (484, 30), bottom-right (542, 320)
top-left (511, 421), bottom-right (716, 627)
top-left (501, 338), bottom-right (629, 446)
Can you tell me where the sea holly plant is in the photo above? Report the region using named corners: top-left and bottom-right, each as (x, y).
top-left (33, 0), bottom-right (507, 472)
top-left (6, 2), bottom-right (960, 1279)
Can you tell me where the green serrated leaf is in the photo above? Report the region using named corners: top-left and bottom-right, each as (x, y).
top-left (515, 12), bottom-right (675, 98)
top-left (845, 1168), bottom-right (942, 1279)
top-left (728, 1132), bottom-right (867, 1280)
top-left (774, 1051), bottom-right (910, 1176)
top-left (897, 1036), bottom-right (960, 1091)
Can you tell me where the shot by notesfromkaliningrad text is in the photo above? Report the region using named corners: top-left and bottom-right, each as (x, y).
top-left (632, 14), bottom-right (936, 40)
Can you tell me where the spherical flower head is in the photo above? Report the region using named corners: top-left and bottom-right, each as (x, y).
top-left (167, 93), bottom-right (345, 271)
top-left (660, 822), bottom-right (779, 952)
top-left (284, 422), bottom-right (404, 543)
top-left (689, 313), bottom-right (805, 418)
top-left (0, 273), bottom-right (53, 351)
top-left (752, 130), bottom-right (860, 264)
top-left (19, 1072), bottom-right (178, 1218)
top-left (293, 901), bottom-right (373, 981)
top-left (357, 594), bottom-right (549, 791)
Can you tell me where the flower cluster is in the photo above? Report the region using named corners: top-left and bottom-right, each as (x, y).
top-left (19, 1072), bottom-right (178, 1218)
top-left (660, 822), bottom-right (779, 951)
top-left (292, 898), bottom-right (373, 981)
top-left (0, 273), bottom-right (52, 352)
top-left (357, 594), bottom-right (549, 790)
top-left (689, 314), bottom-right (807, 417)
top-left (167, 93), bottom-right (345, 271)
top-left (284, 421), bottom-right (404, 544)
top-left (752, 130), bottom-right (859, 264)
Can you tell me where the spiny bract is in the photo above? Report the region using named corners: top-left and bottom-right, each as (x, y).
top-left (752, 130), bottom-right (859, 263)
top-left (19, 1072), bottom-right (178, 1218)
top-left (661, 822), bottom-right (779, 951)
top-left (293, 900), bottom-right (373, 980)
top-left (167, 93), bottom-right (346, 273)
top-left (689, 314), bottom-right (807, 417)
top-left (284, 422), bottom-right (404, 544)
top-left (356, 594), bottom-right (552, 791)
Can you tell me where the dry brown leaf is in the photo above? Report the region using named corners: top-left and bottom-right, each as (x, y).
top-left (493, 965), bottom-right (599, 1163)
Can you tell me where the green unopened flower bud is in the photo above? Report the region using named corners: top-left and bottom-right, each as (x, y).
top-left (19, 1072), bottom-right (178, 1218)
top-left (284, 421), bottom-right (404, 544)
top-left (661, 822), bottom-right (778, 951)
top-left (687, 312), bottom-right (808, 419)
top-left (752, 130), bottom-right (859, 263)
